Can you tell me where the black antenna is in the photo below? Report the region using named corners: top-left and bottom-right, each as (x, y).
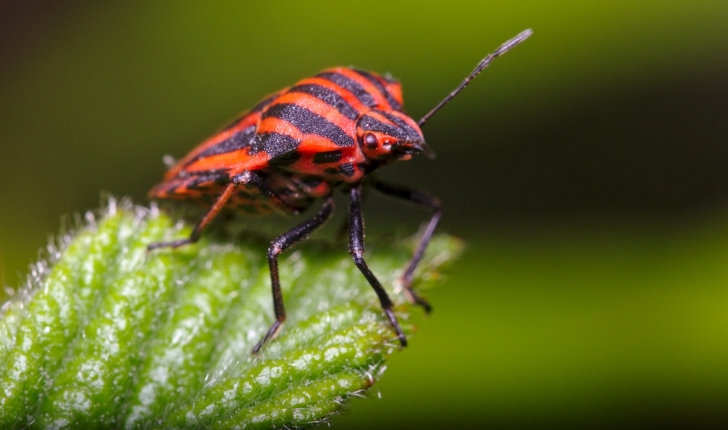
top-left (418, 29), bottom-right (533, 127)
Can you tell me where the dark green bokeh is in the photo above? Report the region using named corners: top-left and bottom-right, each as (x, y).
top-left (2, 0), bottom-right (728, 427)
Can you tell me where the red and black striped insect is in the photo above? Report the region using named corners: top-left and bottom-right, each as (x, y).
top-left (149, 30), bottom-right (532, 353)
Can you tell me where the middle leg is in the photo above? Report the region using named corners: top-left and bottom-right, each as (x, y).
top-left (252, 196), bottom-right (335, 354)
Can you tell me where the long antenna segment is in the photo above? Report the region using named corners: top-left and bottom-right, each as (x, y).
top-left (418, 29), bottom-right (533, 127)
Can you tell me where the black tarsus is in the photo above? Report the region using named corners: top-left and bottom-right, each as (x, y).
top-left (252, 196), bottom-right (336, 354)
top-left (349, 184), bottom-right (407, 347)
top-left (372, 180), bottom-right (441, 313)
top-left (418, 29), bottom-right (533, 127)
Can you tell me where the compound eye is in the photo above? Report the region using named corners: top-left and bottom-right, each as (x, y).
top-left (364, 133), bottom-right (378, 149)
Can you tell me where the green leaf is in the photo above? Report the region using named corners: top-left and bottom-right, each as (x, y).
top-left (0, 199), bottom-right (462, 429)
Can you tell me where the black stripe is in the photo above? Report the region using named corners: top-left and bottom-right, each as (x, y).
top-left (183, 170), bottom-right (231, 190)
top-left (250, 132), bottom-right (301, 158)
top-left (316, 72), bottom-right (377, 108)
top-left (268, 150), bottom-right (301, 167)
top-left (379, 111), bottom-right (422, 141)
top-left (179, 168), bottom-right (231, 178)
top-left (339, 163), bottom-right (355, 177)
top-left (358, 115), bottom-right (410, 141)
top-left (353, 69), bottom-right (402, 111)
top-left (263, 103), bottom-right (355, 147)
top-left (312, 150), bottom-right (343, 164)
top-left (185, 125), bottom-right (256, 165)
top-left (288, 84), bottom-right (361, 121)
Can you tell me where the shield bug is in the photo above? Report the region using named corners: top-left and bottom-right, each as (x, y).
top-left (149, 30), bottom-right (533, 353)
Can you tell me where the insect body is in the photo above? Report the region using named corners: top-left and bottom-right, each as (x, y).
top-left (149, 30), bottom-right (532, 353)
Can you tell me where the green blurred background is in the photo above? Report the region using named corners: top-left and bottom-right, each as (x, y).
top-left (2, 0), bottom-right (728, 427)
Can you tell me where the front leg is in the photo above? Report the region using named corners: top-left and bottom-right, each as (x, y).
top-left (349, 184), bottom-right (407, 347)
top-left (372, 179), bottom-right (442, 313)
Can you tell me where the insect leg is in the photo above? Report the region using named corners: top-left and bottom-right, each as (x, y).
top-left (335, 187), bottom-right (369, 242)
top-left (147, 179), bottom-right (241, 250)
top-left (371, 180), bottom-right (441, 313)
top-left (349, 184), bottom-right (407, 347)
top-left (252, 196), bottom-right (335, 354)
